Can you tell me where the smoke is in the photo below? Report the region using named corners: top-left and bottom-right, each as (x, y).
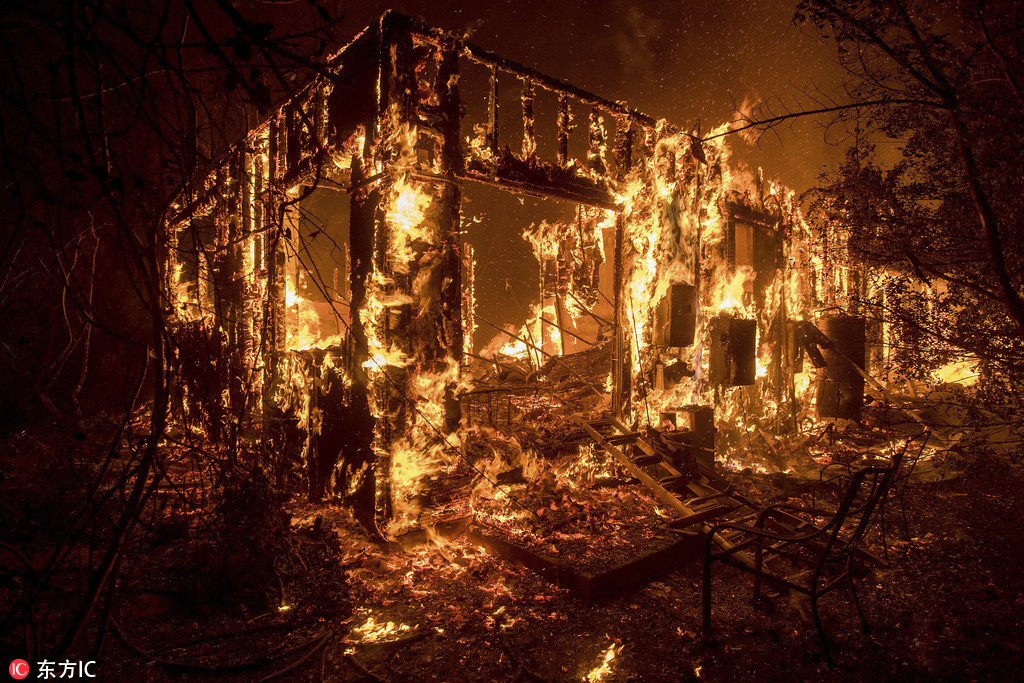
top-left (729, 93), bottom-right (764, 145)
top-left (612, 4), bottom-right (664, 81)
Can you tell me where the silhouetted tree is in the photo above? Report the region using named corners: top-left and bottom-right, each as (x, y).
top-left (0, 0), bottom-right (345, 659)
top-left (724, 0), bottom-right (1024, 386)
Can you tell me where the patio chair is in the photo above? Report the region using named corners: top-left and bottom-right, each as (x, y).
top-left (700, 436), bottom-right (914, 665)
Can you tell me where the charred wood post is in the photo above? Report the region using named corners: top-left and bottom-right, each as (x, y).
top-left (357, 14), bottom-right (465, 533)
top-left (487, 65), bottom-right (499, 159)
top-left (346, 161), bottom-right (382, 527)
top-left (613, 113), bottom-right (632, 173)
top-left (610, 117), bottom-right (635, 419)
top-left (522, 80), bottom-right (536, 162)
top-left (588, 107), bottom-right (607, 175)
top-left (612, 213), bottom-right (628, 418)
top-left (367, 15), bottom-right (416, 529)
top-left (433, 40), bottom-right (465, 433)
top-left (264, 115), bottom-right (288, 407)
top-left (557, 95), bottom-right (570, 168)
top-left (224, 152), bottom-right (248, 430)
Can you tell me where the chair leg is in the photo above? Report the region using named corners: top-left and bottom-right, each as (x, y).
top-left (752, 545), bottom-right (763, 601)
top-left (810, 593), bottom-right (835, 667)
top-left (847, 575), bottom-right (870, 632)
top-left (702, 558), bottom-right (713, 637)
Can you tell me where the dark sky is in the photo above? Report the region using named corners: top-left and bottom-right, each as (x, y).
top-left (340, 0), bottom-right (846, 193)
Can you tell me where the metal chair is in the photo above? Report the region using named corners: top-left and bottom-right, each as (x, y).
top-left (700, 437), bottom-right (912, 665)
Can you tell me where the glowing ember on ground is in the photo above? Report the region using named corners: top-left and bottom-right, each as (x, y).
top-left (585, 643), bottom-right (622, 682)
top-left (348, 610), bottom-right (416, 644)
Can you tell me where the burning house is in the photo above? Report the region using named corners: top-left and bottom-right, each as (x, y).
top-left (165, 11), bottom-right (880, 555)
top-left (9, 1), bottom-right (1024, 677)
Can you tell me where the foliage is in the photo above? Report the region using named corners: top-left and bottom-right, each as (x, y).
top-left (0, 0), bottom-right (347, 660)
top-left (791, 0), bottom-right (1024, 388)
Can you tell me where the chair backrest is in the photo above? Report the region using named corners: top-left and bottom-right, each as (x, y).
top-left (814, 435), bottom-right (915, 568)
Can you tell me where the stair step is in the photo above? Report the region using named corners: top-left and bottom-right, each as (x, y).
top-left (632, 455), bottom-right (663, 467)
top-left (657, 475), bottom-right (690, 491)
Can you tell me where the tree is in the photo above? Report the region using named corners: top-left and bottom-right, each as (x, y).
top-left (727, 0), bottom-right (1024, 385)
top-left (0, 0), bottom-right (345, 659)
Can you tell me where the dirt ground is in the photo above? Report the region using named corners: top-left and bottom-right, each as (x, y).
top-left (91, 446), bottom-right (1024, 683)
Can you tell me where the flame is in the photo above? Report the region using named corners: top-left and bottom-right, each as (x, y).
top-left (713, 266), bottom-right (753, 316)
top-left (498, 337), bottom-right (531, 359)
top-left (612, 122), bottom-right (828, 468)
top-left (285, 276), bottom-right (344, 351)
top-left (388, 174), bottom-right (435, 273)
top-left (170, 261), bottom-right (193, 320)
top-left (356, 124), bottom-right (467, 535)
top-left (348, 611), bottom-right (415, 644)
top-left (932, 358), bottom-right (979, 386)
top-left (585, 643), bottom-right (622, 682)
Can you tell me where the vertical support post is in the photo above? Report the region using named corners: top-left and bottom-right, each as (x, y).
top-left (285, 104), bottom-right (299, 175)
top-left (315, 83), bottom-right (329, 152)
top-left (225, 152), bottom-right (246, 428)
top-left (539, 254), bottom-right (546, 357)
top-left (268, 115), bottom-right (280, 185)
top-left (487, 65), bottom-right (499, 158)
top-left (521, 79), bottom-right (536, 162)
top-left (555, 293), bottom-right (567, 356)
top-left (557, 95), bottom-right (570, 168)
top-left (162, 218), bottom-right (177, 315)
top-left (613, 213), bottom-right (627, 418)
top-left (348, 161), bottom-right (383, 533)
top-left (588, 107), bottom-right (607, 176)
top-left (462, 243), bottom-right (475, 360)
top-left (265, 197), bottom-right (287, 394)
top-left (241, 149), bottom-right (261, 412)
top-left (363, 16), bottom-right (468, 535)
top-left (613, 113), bottom-right (632, 179)
top-left (429, 40), bottom-right (465, 433)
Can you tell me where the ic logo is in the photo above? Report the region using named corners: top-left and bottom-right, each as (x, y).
top-left (9, 659), bottom-right (29, 680)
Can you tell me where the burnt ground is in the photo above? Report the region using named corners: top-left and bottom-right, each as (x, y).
top-left (105, 452), bottom-right (1023, 681)
top-left (4, 427), bottom-right (1024, 682)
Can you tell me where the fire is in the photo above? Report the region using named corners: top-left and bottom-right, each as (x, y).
top-left (167, 14), bottom-right (940, 548)
top-left (357, 119), bottom-right (467, 536)
top-left (585, 643), bottom-right (622, 682)
top-left (608, 121), bottom-right (831, 467)
top-left (713, 266), bottom-right (753, 316)
top-left (284, 276), bottom-right (344, 351)
top-left (554, 443), bottom-right (615, 489)
top-left (348, 611), bottom-right (415, 644)
top-left (387, 172), bottom-right (435, 273)
top-left (932, 358), bottom-right (979, 386)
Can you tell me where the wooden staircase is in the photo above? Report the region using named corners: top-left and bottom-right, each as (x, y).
top-left (576, 417), bottom-right (812, 565)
